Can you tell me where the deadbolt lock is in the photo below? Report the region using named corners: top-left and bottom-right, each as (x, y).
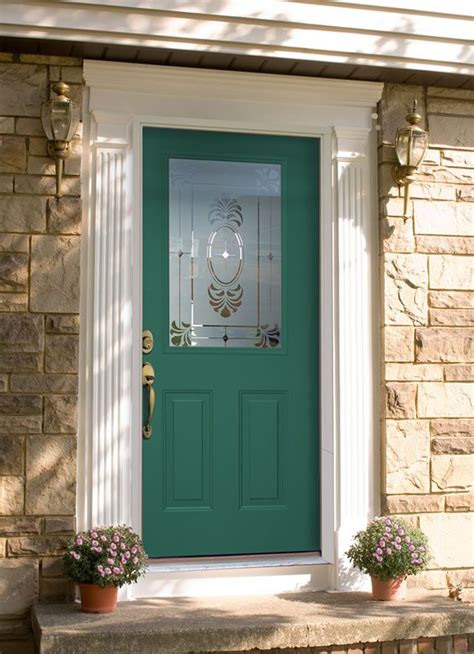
top-left (142, 330), bottom-right (154, 354)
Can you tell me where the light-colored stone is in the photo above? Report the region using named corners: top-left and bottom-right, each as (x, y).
top-left (27, 156), bottom-right (55, 176)
top-left (0, 415), bottom-right (41, 434)
top-left (456, 186), bottom-right (474, 202)
top-left (406, 570), bottom-right (446, 590)
top-left (413, 202), bottom-right (472, 237)
top-left (10, 374), bottom-right (78, 394)
top-left (0, 560), bottom-right (38, 617)
top-left (43, 395), bottom-right (78, 434)
top-left (378, 163), bottom-right (400, 198)
top-left (0, 136), bottom-right (26, 173)
top-left (428, 87), bottom-right (474, 101)
top-left (0, 195), bottom-right (46, 232)
top-left (7, 536), bottom-right (70, 557)
top-left (60, 66), bottom-right (83, 84)
top-left (15, 118), bottom-right (43, 136)
top-left (444, 364), bottom-right (474, 381)
top-left (415, 328), bottom-right (473, 363)
top-left (47, 197), bottom-right (81, 233)
top-left (64, 158), bottom-right (81, 176)
top-left (419, 513), bottom-right (473, 567)
top-left (19, 54), bottom-right (81, 66)
top-left (384, 254), bottom-right (427, 325)
top-left (428, 98), bottom-right (474, 116)
top-left (418, 382), bottom-right (473, 418)
top-left (381, 197), bottom-right (408, 218)
top-left (41, 557), bottom-right (63, 577)
top-left (0, 517), bottom-right (41, 535)
top-left (430, 115), bottom-right (474, 148)
top-left (429, 256), bottom-right (474, 291)
top-left (0, 435), bottom-right (23, 475)
top-left (45, 314), bottom-right (80, 334)
top-left (0, 477), bottom-right (23, 515)
top-left (0, 234), bottom-right (28, 253)
top-left (380, 84), bottom-right (425, 145)
top-left (14, 175), bottom-right (80, 196)
top-left (0, 253), bottom-right (28, 292)
top-left (445, 494), bottom-right (474, 511)
top-left (0, 314), bottom-right (43, 353)
top-left (384, 327), bottom-right (414, 362)
top-left (416, 236), bottom-right (474, 255)
top-left (0, 373), bottom-right (6, 392)
top-left (0, 174), bottom-right (13, 192)
top-left (431, 454), bottom-right (473, 492)
top-left (429, 291), bottom-right (473, 308)
top-left (409, 184), bottom-right (455, 201)
top-left (385, 382), bottom-right (416, 419)
top-left (383, 494), bottom-right (444, 513)
top-left (385, 420), bottom-right (430, 493)
top-left (0, 292), bottom-right (28, 312)
top-left (0, 394), bottom-right (42, 416)
top-left (0, 117), bottom-right (14, 134)
top-left (430, 419), bottom-right (474, 437)
top-left (381, 217), bottom-right (414, 253)
top-left (28, 137), bottom-right (47, 156)
top-left (44, 517), bottom-right (75, 533)
top-left (441, 149), bottom-right (474, 168)
top-left (431, 437), bottom-right (474, 455)
top-left (385, 363), bottom-right (443, 381)
top-left (30, 235), bottom-right (80, 312)
top-left (25, 436), bottom-right (76, 515)
top-left (446, 568), bottom-right (474, 587)
top-left (0, 64), bottom-right (47, 117)
top-left (416, 164), bottom-right (473, 185)
top-left (45, 335), bottom-right (79, 373)
top-left (429, 309), bottom-right (474, 326)
top-left (0, 353), bottom-right (42, 372)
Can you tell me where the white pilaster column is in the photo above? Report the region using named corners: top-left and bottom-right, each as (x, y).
top-left (334, 128), bottom-right (379, 590)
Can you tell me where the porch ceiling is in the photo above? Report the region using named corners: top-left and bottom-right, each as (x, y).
top-left (1, 36), bottom-right (473, 89)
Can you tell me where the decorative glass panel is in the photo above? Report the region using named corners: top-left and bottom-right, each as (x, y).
top-left (169, 159), bottom-right (281, 348)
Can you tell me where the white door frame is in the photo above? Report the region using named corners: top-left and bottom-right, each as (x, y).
top-left (79, 61), bottom-right (383, 599)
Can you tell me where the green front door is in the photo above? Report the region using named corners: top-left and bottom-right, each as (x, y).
top-left (142, 128), bottom-right (320, 558)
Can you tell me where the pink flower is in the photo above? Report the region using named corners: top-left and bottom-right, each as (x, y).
top-left (405, 536), bottom-right (411, 543)
top-left (100, 535), bottom-right (107, 542)
top-left (110, 543), bottom-right (117, 550)
top-left (384, 518), bottom-right (391, 526)
top-left (398, 528), bottom-right (405, 536)
top-left (105, 567), bottom-right (112, 575)
top-left (113, 534), bottom-right (120, 543)
top-left (394, 543), bottom-right (401, 551)
top-left (409, 544), bottom-right (415, 552)
top-left (385, 547), bottom-right (392, 556)
top-left (91, 530), bottom-right (98, 539)
top-left (120, 543), bottom-right (126, 550)
top-left (113, 566), bottom-right (121, 574)
top-left (125, 551), bottom-right (131, 559)
top-left (93, 547), bottom-right (102, 553)
top-left (107, 558), bottom-right (115, 565)
top-left (71, 551), bottom-right (81, 560)
top-left (91, 540), bottom-right (99, 547)
top-left (131, 546), bottom-right (138, 555)
top-left (395, 536), bottom-right (401, 543)
top-left (378, 539), bottom-right (386, 548)
top-left (376, 555), bottom-right (383, 562)
top-left (97, 565), bottom-right (104, 572)
top-left (376, 548), bottom-right (383, 555)
top-left (75, 537), bottom-right (83, 546)
top-left (419, 546), bottom-right (426, 553)
top-left (132, 557), bottom-right (138, 564)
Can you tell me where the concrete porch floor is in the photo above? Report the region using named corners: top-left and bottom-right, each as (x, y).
top-left (32, 591), bottom-right (474, 653)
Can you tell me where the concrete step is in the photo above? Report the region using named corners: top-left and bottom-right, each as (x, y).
top-left (32, 591), bottom-right (474, 654)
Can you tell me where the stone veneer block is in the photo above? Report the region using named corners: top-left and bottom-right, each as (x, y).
top-left (415, 328), bottom-right (473, 363)
top-left (385, 363), bottom-right (443, 381)
top-left (7, 536), bottom-right (70, 557)
top-left (444, 364), bottom-right (474, 381)
top-left (429, 309), bottom-right (474, 327)
top-left (0, 253), bottom-right (28, 292)
top-left (419, 513), bottom-right (473, 567)
top-left (0, 291), bottom-right (28, 311)
top-left (383, 494), bottom-right (444, 513)
top-left (0, 135), bottom-right (27, 173)
top-left (445, 494), bottom-right (474, 511)
top-left (429, 115), bottom-right (474, 148)
top-left (0, 234), bottom-right (28, 253)
top-left (429, 256), bottom-right (474, 291)
top-left (46, 314), bottom-right (80, 334)
top-left (0, 476), bottom-right (24, 515)
top-left (384, 254), bottom-right (427, 325)
top-left (10, 374), bottom-right (78, 394)
top-left (30, 235), bottom-right (80, 312)
top-left (430, 419), bottom-right (474, 437)
top-left (431, 437), bottom-right (474, 455)
top-left (418, 382), bottom-right (473, 418)
top-left (0, 195), bottom-right (46, 232)
top-left (430, 291), bottom-right (473, 309)
top-left (47, 197), bottom-right (82, 234)
top-left (43, 395), bottom-right (78, 434)
top-left (15, 175), bottom-right (80, 197)
top-left (416, 236), bottom-right (474, 255)
top-left (44, 335), bottom-right (79, 373)
top-left (25, 436), bottom-right (76, 515)
top-left (0, 435), bottom-right (24, 474)
top-left (0, 64), bottom-right (47, 116)
top-left (0, 559), bottom-right (38, 617)
top-left (414, 202), bottom-right (472, 237)
top-left (441, 149), bottom-right (474, 168)
top-left (384, 327), bottom-right (414, 362)
top-left (431, 454), bottom-right (473, 492)
top-left (380, 84), bottom-right (424, 145)
top-left (15, 117), bottom-right (43, 136)
top-left (381, 217), bottom-right (415, 253)
top-left (385, 420), bottom-right (430, 493)
top-left (0, 517), bottom-right (41, 536)
top-left (385, 382), bottom-right (416, 419)
top-left (0, 352), bottom-right (42, 372)
top-left (0, 314), bottom-right (43, 352)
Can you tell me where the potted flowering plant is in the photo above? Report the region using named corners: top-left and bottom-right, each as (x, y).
top-left (346, 516), bottom-right (429, 600)
top-left (63, 525), bottom-right (147, 613)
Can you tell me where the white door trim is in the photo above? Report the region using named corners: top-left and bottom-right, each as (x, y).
top-left (79, 61), bottom-right (383, 598)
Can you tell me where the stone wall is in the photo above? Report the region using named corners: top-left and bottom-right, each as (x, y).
top-left (0, 53), bottom-right (82, 647)
top-left (379, 85), bottom-right (473, 594)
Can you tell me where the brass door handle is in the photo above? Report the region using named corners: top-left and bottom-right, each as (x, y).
top-left (142, 362), bottom-right (155, 439)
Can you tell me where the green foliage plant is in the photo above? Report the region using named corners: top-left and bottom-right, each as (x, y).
top-left (346, 516), bottom-right (430, 582)
top-left (63, 525), bottom-right (147, 588)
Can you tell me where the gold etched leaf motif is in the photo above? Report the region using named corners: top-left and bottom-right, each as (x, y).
top-left (208, 197), bottom-right (243, 227)
top-left (170, 321), bottom-right (192, 347)
top-left (255, 324), bottom-right (280, 348)
top-left (208, 284), bottom-right (243, 318)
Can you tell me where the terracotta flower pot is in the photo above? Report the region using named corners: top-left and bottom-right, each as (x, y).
top-left (79, 583), bottom-right (118, 613)
top-left (371, 576), bottom-right (407, 601)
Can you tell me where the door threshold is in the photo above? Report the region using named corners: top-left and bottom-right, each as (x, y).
top-left (148, 551), bottom-right (325, 573)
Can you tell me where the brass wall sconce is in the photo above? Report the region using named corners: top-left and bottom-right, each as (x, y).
top-left (41, 81), bottom-right (80, 199)
top-left (392, 100), bottom-right (429, 217)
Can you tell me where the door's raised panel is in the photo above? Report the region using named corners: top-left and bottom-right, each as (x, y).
top-left (240, 392), bottom-right (287, 509)
top-left (164, 392), bottom-right (212, 510)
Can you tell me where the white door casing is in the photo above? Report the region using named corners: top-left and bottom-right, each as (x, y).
top-left (79, 61), bottom-right (383, 599)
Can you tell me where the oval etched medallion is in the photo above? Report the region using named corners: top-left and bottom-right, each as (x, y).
top-left (207, 225), bottom-right (243, 286)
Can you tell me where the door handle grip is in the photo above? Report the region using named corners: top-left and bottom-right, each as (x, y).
top-left (142, 362), bottom-right (155, 439)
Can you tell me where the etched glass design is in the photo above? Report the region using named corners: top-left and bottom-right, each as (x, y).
top-left (169, 159), bottom-right (281, 348)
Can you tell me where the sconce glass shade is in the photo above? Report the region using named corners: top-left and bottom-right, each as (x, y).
top-left (41, 82), bottom-right (80, 143)
top-left (395, 126), bottom-right (429, 168)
